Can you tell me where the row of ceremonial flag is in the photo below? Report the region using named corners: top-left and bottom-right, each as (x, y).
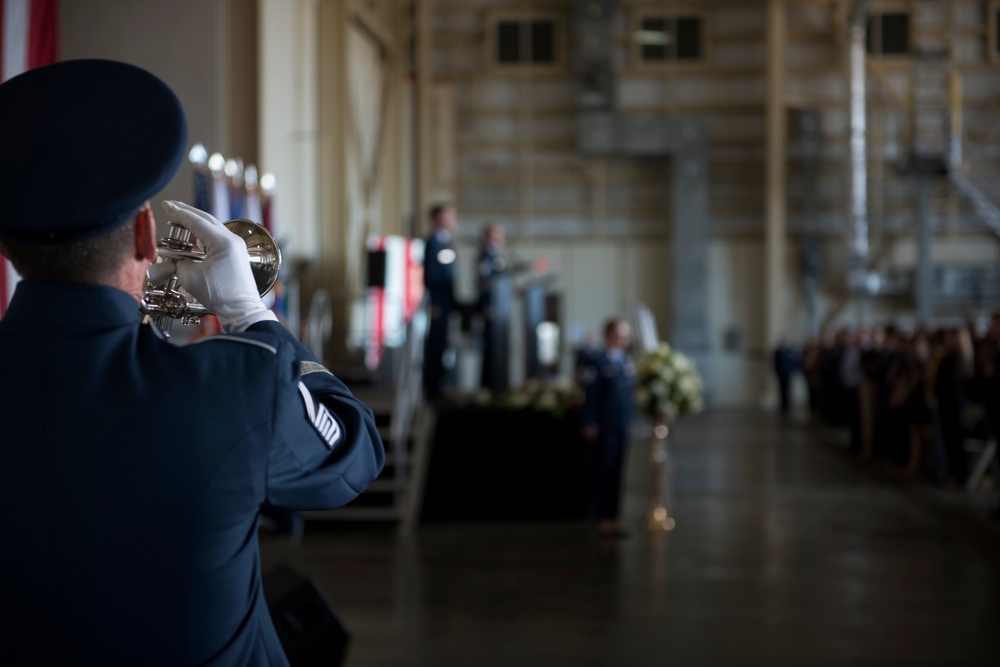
top-left (0, 0), bottom-right (58, 318)
top-left (365, 235), bottom-right (425, 370)
top-left (188, 144), bottom-right (279, 241)
top-left (186, 147), bottom-right (288, 335)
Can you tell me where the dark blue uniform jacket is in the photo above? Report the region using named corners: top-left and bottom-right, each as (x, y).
top-left (0, 282), bottom-right (384, 666)
top-left (581, 350), bottom-right (636, 432)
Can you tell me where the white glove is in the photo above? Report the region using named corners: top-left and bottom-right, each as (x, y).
top-left (162, 200), bottom-right (278, 333)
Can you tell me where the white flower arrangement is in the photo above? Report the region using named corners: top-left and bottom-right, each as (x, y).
top-left (635, 342), bottom-right (704, 422)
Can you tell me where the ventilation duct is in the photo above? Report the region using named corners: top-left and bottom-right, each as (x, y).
top-left (847, 0), bottom-right (871, 294)
top-left (572, 0), bottom-right (617, 111)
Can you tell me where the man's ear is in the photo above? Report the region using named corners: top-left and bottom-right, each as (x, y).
top-left (133, 203), bottom-right (157, 261)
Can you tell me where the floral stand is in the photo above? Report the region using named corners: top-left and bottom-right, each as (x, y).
top-left (635, 342), bottom-right (704, 532)
top-left (646, 421), bottom-right (677, 531)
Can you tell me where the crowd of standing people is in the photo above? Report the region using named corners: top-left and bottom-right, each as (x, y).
top-left (798, 318), bottom-right (1000, 487)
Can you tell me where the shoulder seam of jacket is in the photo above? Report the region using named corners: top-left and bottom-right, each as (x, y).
top-left (188, 336), bottom-right (278, 354)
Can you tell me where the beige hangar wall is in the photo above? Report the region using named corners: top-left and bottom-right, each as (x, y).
top-left (432, 0), bottom-right (1000, 407)
top-left (60, 0), bottom-right (229, 211)
top-left (258, 0), bottom-right (321, 263)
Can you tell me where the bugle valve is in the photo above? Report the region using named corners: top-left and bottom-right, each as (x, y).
top-left (141, 219), bottom-right (281, 337)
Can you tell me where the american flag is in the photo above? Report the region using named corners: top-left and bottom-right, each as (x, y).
top-left (0, 0), bottom-right (58, 318)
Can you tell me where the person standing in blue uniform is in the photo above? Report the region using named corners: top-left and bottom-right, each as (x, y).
top-left (477, 223), bottom-right (507, 392)
top-left (581, 318), bottom-right (636, 538)
top-left (0, 60), bottom-right (383, 667)
top-left (423, 203), bottom-right (457, 399)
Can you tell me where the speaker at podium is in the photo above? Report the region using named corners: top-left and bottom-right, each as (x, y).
top-left (264, 565), bottom-right (350, 667)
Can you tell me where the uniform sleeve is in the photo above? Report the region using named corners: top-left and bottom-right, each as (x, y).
top-left (247, 320), bottom-right (385, 510)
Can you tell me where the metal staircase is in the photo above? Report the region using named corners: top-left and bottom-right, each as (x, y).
top-left (950, 137), bottom-right (1000, 237)
top-left (902, 52), bottom-right (1000, 317)
top-left (820, 0), bottom-right (1000, 328)
top-left (305, 302), bottom-right (433, 533)
top-left (906, 17), bottom-right (1000, 241)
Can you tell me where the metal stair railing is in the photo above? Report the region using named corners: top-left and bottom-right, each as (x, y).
top-left (398, 296), bottom-right (436, 535)
top-left (303, 289), bottom-right (333, 362)
top-left (947, 67), bottom-right (1000, 238)
top-left (388, 295), bottom-right (429, 507)
top-left (952, 143), bottom-right (1000, 236)
top-left (301, 292), bottom-right (430, 523)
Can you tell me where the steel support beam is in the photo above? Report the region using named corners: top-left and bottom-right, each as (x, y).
top-left (671, 122), bottom-right (711, 380)
top-left (916, 177), bottom-right (933, 324)
top-left (765, 0), bottom-right (787, 395)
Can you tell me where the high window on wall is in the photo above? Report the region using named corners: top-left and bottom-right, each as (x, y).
top-left (632, 13), bottom-right (706, 65)
top-left (488, 13), bottom-right (563, 69)
top-left (866, 12), bottom-right (910, 56)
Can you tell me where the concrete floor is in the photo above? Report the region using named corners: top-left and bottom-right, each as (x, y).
top-left (262, 409), bottom-right (1000, 667)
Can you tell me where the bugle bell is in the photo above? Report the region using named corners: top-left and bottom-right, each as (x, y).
top-left (141, 219), bottom-right (281, 337)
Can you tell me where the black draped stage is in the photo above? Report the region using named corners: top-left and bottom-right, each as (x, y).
top-left (421, 406), bottom-right (588, 521)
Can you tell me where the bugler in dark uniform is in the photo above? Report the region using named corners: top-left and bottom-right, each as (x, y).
top-left (0, 60), bottom-right (383, 666)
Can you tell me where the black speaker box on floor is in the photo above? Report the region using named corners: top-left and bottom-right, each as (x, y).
top-left (264, 565), bottom-right (350, 667)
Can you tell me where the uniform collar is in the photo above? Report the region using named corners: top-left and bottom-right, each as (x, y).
top-left (1, 281), bottom-right (140, 330)
top-left (434, 229), bottom-right (451, 244)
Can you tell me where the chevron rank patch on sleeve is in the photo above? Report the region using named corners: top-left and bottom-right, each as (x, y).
top-left (297, 381), bottom-right (342, 449)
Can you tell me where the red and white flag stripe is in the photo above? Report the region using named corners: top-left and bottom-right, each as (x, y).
top-left (0, 0), bottom-right (58, 318)
top-left (364, 235), bottom-right (426, 370)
